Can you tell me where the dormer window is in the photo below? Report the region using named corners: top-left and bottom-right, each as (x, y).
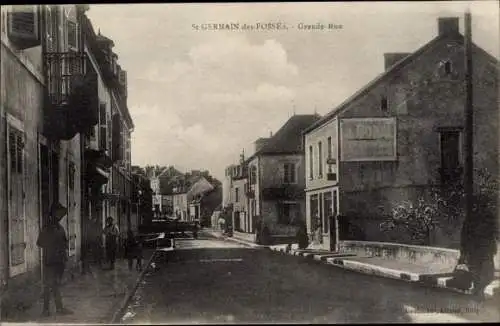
top-left (380, 96), bottom-right (388, 113)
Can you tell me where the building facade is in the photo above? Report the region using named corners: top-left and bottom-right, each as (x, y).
top-left (248, 115), bottom-right (320, 238)
top-left (80, 12), bottom-right (133, 246)
top-left (1, 5), bottom-right (134, 316)
top-left (304, 17), bottom-right (499, 250)
top-left (1, 4), bottom-right (95, 314)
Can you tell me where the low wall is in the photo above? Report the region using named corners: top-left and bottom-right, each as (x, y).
top-left (339, 240), bottom-right (460, 270)
top-left (233, 231), bottom-right (256, 243)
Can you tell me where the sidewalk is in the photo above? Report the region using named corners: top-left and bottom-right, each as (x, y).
top-left (1, 250), bottom-right (155, 324)
top-left (269, 244), bottom-right (500, 300)
top-left (203, 228), bottom-right (265, 248)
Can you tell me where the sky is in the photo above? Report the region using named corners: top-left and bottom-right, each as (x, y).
top-left (86, 1), bottom-right (499, 181)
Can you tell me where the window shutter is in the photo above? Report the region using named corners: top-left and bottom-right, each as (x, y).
top-left (7, 5), bottom-right (40, 49)
top-left (67, 20), bottom-right (77, 49)
top-left (291, 163), bottom-right (296, 183)
top-left (283, 164), bottom-right (289, 183)
top-left (8, 126), bottom-right (26, 268)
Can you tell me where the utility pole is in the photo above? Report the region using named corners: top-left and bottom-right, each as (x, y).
top-left (459, 10), bottom-right (474, 262)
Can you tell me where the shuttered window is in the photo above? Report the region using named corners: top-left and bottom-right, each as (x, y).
top-left (283, 163), bottom-right (296, 184)
top-left (7, 5), bottom-right (40, 49)
top-left (7, 124), bottom-right (26, 273)
top-left (45, 6), bottom-right (58, 52)
top-left (99, 103), bottom-right (107, 150)
top-left (67, 20), bottom-right (77, 49)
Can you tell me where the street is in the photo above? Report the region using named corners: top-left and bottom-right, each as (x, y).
top-left (119, 234), bottom-right (499, 324)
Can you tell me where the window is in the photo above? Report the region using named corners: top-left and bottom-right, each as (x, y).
top-left (318, 142), bottom-right (323, 177)
top-left (250, 166), bottom-right (257, 185)
top-left (309, 145), bottom-right (314, 179)
top-left (235, 187), bottom-right (239, 202)
top-left (283, 163), bottom-right (296, 184)
top-left (327, 137), bottom-right (332, 173)
top-left (444, 61), bottom-right (452, 74)
top-left (381, 96), bottom-right (388, 113)
top-left (67, 20), bottom-right (77, 49)
top-left (439, 130), bottom-right (462, 183)
top-left (7, 5), bottom-right (41, 49)
top-left (99, 103), bottom-right (107, 150)
top-left (278, 203), bottom-right (297, 225)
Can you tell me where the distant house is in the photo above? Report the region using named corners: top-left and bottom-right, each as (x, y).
top-left (170, 173), bottom-right (218, 222)
top-left (303, 17), bottom-right (498, 251)
top-left (224, 155), bottom-right (250, 232)
top-left (246, 114), bottom-right (321, 238)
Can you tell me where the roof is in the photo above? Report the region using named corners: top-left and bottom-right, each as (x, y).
top-left (303, 33), bottom-right (499, 134)
top-left (248, 114), bottom-right (321, 160)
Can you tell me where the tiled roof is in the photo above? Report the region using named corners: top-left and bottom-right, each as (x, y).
top-left (254, 114), bottom-right (321, 156)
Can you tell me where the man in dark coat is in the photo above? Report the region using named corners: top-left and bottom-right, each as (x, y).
top-left (37, 203), bottom-right (74, 316)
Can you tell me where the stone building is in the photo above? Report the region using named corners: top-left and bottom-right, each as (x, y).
top-left (247, 114), bottom-right (321, 238)
top-left (80, 13), bottom-right (134, 246)
top-left (303, 17), bottom-right (498, 251)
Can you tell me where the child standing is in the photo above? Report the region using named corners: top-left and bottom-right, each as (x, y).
top-left (125, 229), bottom-right (143, 271)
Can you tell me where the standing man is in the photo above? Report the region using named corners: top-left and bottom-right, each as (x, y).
top-left (103, 216), bottom-right (119, 270)
top-left (37, 203), bottom-right (74, 317)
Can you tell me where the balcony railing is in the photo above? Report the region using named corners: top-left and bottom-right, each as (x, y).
top-left (45, 52), bottom-right (87, 106)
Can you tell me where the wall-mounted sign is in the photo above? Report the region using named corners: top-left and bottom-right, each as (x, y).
top-left (340, 117), bottom-right (397, 161)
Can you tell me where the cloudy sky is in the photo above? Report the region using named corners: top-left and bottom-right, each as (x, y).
top-left (86, 1), bottom-right (499, 181)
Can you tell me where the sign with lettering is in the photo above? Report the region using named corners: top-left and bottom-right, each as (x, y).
top-left (340, 118), bottom-right (397, 161)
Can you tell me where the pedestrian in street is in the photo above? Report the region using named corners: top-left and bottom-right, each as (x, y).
top-left (125, 229), bottom-right (143, 271)
top-left (36, 202), bottom-right (74, 317)
top-left (103, 216), bottom-right (119, 270)
top-left (218, 216), bottom-right (226, 232)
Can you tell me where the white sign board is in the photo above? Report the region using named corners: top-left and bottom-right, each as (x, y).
top-left (340, 117), bottom-right (397, 161)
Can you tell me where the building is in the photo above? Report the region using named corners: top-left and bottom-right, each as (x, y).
top-left (223, 154), bottom-right (251, 232)
top-left (1, 4), bottom-right (99, 315)
top-left (303, 17), bottom-right (498, 251)
top-left (80, 13), bottom-right (134, 245)
top-left (1, 5), bottom-right (135, 316)
top-left (223, 164), bottom-right (237, 209)
top-left (247, 114), bottom-right (321, 238)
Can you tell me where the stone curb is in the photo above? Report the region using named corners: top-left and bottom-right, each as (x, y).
top-left (268, 245), bottom-right (500, 300)
top-left (204, 230), bottom-right (266, 249)
top-left (109, 250), bottom-right (158, 324)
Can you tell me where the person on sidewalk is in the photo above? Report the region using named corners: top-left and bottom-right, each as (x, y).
top-left (36, 203), bottom-right (74, 317)
top-left (103, 216), bottom-right (119, 270)
top-left (125, 229), bottom-right (143, 271)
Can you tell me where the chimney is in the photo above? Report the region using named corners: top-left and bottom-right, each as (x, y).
top-left (384, 53), bottom-right (410, 71)
top-left (438, 17), bottom-right (460, 36)
top-left (254, 137), bottom-right (269, 153)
